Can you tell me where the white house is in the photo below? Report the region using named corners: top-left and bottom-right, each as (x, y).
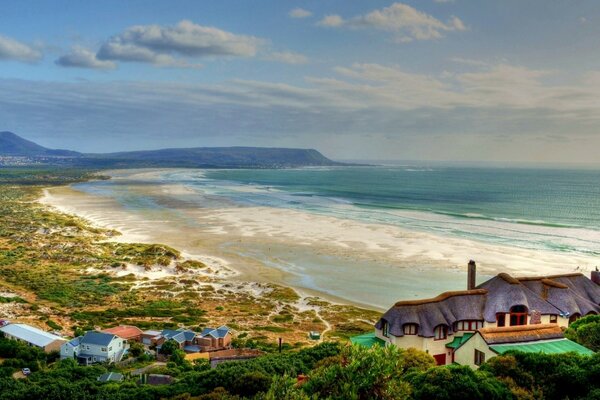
top-left (373, 261), bottom-right (600, 366)
top-left (60, 331), bottom-right (127, 365)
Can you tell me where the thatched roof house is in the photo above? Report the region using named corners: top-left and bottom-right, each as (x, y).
top-left (373, 264), bottom-right (600, 367)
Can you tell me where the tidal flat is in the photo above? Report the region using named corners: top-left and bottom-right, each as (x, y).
top-left (0, 170), bottom-right (378, 349)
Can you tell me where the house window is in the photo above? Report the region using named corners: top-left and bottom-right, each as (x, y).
top-left (403, 324), bottom-right (418, 335)
top-left (474, 349), bottom-right (485, 366)
top-left (509, 305), bottom-right (528, 326)
top-left (101, 347), bottom-right (107, 352)
top-left (549, 314), bottom-right (558, 323)
top-left (434, 325), bottom-right (448, 341)
top-left (496, 313), bottom-right (506, 327)
top-left (455, 320), bottom-right (483, 331)
top-left (381, 320), bottom-right (389, 337)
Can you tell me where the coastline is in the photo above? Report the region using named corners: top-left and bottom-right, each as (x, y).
top-left (38, 168), bottom-right (600, 311)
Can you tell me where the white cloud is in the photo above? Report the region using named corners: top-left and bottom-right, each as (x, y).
top-left (3, 61), bottom-right (600, 161)
top-left (97, 20), bottom-right (263, 67)
top-left (289, 8), bottom-right (312, 18)
top-left (266, 51), bottom-right (309, 64)
top-left (56, 46), bottom-right (116, 70)
top-left (318, 15), bottom-right (345, 27)
top-left (317, 2), bottom-right (466, 42)
top-left (0, 34), bottom-right (42, 62)
top-left (450, 57), bottom-right (489, 66)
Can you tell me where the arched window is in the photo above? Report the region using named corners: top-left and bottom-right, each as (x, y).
top-left (434, 325), bottom-right (448, 341)
top-left (569, 313), bottom-right (581, 324)
top-left (509, 305), bottom-right (528, 326)
top-left (403, 324), bottom-right (418, 335)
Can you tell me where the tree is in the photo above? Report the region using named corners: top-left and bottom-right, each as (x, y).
top-left (128, 341), bottom-right (145, 358)
top-left (160, 339), bottom-right (180, 356)
top-left (565, 314), bottom-right (600, 352)
top-left (300, 344), bottom-right (414, 400)
top-left (407, 364), bottom-right (513, 400)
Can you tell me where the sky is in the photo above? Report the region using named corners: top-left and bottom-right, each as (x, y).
top-left (2, 1), bottom-right (600, 164)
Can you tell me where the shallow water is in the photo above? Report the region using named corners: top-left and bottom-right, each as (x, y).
top-left (61, 166), bottom-right (600, 308)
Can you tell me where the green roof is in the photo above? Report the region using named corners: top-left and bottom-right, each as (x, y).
top-left (446, 333), bottom-right (474, 349)
top-left (490, 339), bottom-right (594, 356)
top-left (350, 332), bottom-right (386, 348)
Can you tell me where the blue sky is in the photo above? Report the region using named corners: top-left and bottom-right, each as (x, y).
top-left (2, 1), bottom-right (600, 163)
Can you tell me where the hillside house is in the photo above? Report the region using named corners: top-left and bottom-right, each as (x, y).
top-left (145, 326), bottom-right (232, 353)
top-left (0, 323), bottom-right (66, 353)
top-left (374, 261), bottom-right (600, 366)
top-left (60, 331), bottom-right (127, 365)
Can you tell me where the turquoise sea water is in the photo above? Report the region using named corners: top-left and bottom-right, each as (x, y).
top-left (72, 166), bottom-right (600, 307)
top-left (188, 167), bottom-right (600, 257)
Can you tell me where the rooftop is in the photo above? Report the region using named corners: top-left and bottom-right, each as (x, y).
top-left (490, 338), bottom-right (594, 356)
top-left (102, 326), bottom-right (143, 340)
top-left (81, 331), bottom-right (118, 347)
top-left (350, 332), bottom-right (386, 348)
top-left (478, 324), bottom-right (564, 345)
top-left (0, 323), bottom-right (64, 348)
top-left (393, 289), bottom-right (488, 307)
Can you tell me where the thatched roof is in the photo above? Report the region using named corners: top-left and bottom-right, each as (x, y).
top-left (376, 271), bottom-right (600, 339)
top-left (478, 274), bottom-right (562, 322)
top-left (517, 274), bottom-right (600, 317)
top-left (376, 289), bottom-right (487, 338)
top-left (478, 324), bottom-right (563, 345)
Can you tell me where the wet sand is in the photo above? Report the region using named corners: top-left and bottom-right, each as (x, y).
top-left (39, 169), bottom-right (599, 309)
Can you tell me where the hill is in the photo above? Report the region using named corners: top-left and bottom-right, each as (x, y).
top-left (0, 131), bottom-right (80, 157)
top-left (0, 132), bottom-right (344, 168)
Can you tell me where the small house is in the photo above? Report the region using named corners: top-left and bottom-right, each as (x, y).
top-left (60, 331), bottom-right (127, 365)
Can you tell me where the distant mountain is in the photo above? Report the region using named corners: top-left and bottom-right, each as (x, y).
top-left (0, 132), bottom-right (344, 168)
top-left (0, 131), bottom-right (80, 157)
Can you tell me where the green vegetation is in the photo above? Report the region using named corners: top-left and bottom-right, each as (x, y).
top-left (565, 314), bottom-right (600, 352)
top-left (1, 335), bottom-right (598, 400)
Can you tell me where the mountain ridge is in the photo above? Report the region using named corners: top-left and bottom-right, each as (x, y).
top-left (0, 131), bottom-right (344, 168)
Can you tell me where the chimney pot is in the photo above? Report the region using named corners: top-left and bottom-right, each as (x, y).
top-left (468, 260), bottom-right (477, 290)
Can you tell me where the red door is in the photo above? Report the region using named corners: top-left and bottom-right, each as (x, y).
top-left (433, 353), bottom-right (446, 366)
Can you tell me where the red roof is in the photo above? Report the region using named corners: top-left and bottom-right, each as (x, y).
top-left (102, 325), bottom-right (143, 340)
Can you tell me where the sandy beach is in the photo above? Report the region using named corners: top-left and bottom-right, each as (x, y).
top-left (39, 169), bottom-right (600, 309)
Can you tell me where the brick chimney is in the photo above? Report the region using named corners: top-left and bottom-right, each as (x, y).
top-left (468, 260), bottom-right (477, 290)
top-left (592, 267), bottom-right (600, 286)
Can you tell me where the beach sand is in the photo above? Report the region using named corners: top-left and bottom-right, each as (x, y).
top-left (39, 169), bottom-right (599, 309)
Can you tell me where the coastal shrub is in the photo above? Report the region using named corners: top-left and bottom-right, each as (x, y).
top-left (407, 365), bottom-right (512, 400)
top-left (565, 314), bottom-right (600, 352)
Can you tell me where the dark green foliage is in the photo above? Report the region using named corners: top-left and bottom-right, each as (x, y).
top-left (160, 340), bottom-right (180, 356)
top-left (481, 352), bottom-right (600, 400)
top-left (565, 314), bottom-right (600, 352)
top-left (407, 365), bottom-right (512, 400)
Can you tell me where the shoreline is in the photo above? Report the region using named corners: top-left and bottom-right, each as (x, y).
top-left (38, 168), bottom-right (600, 310)
top-left (39, 183), bottom-right (372, 311)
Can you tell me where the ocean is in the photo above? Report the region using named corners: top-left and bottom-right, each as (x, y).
top-left (70, 166), bottom-right (600, 308)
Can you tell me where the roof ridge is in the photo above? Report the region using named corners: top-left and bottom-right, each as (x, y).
top-left (478, 323), bottom-right (560, 334)
top-left (517, 273), bottom-right (585, 281)
top-left (394, 289), bottom-right (488, 307)
top-left (497, 273), bottom-right (520, 284)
